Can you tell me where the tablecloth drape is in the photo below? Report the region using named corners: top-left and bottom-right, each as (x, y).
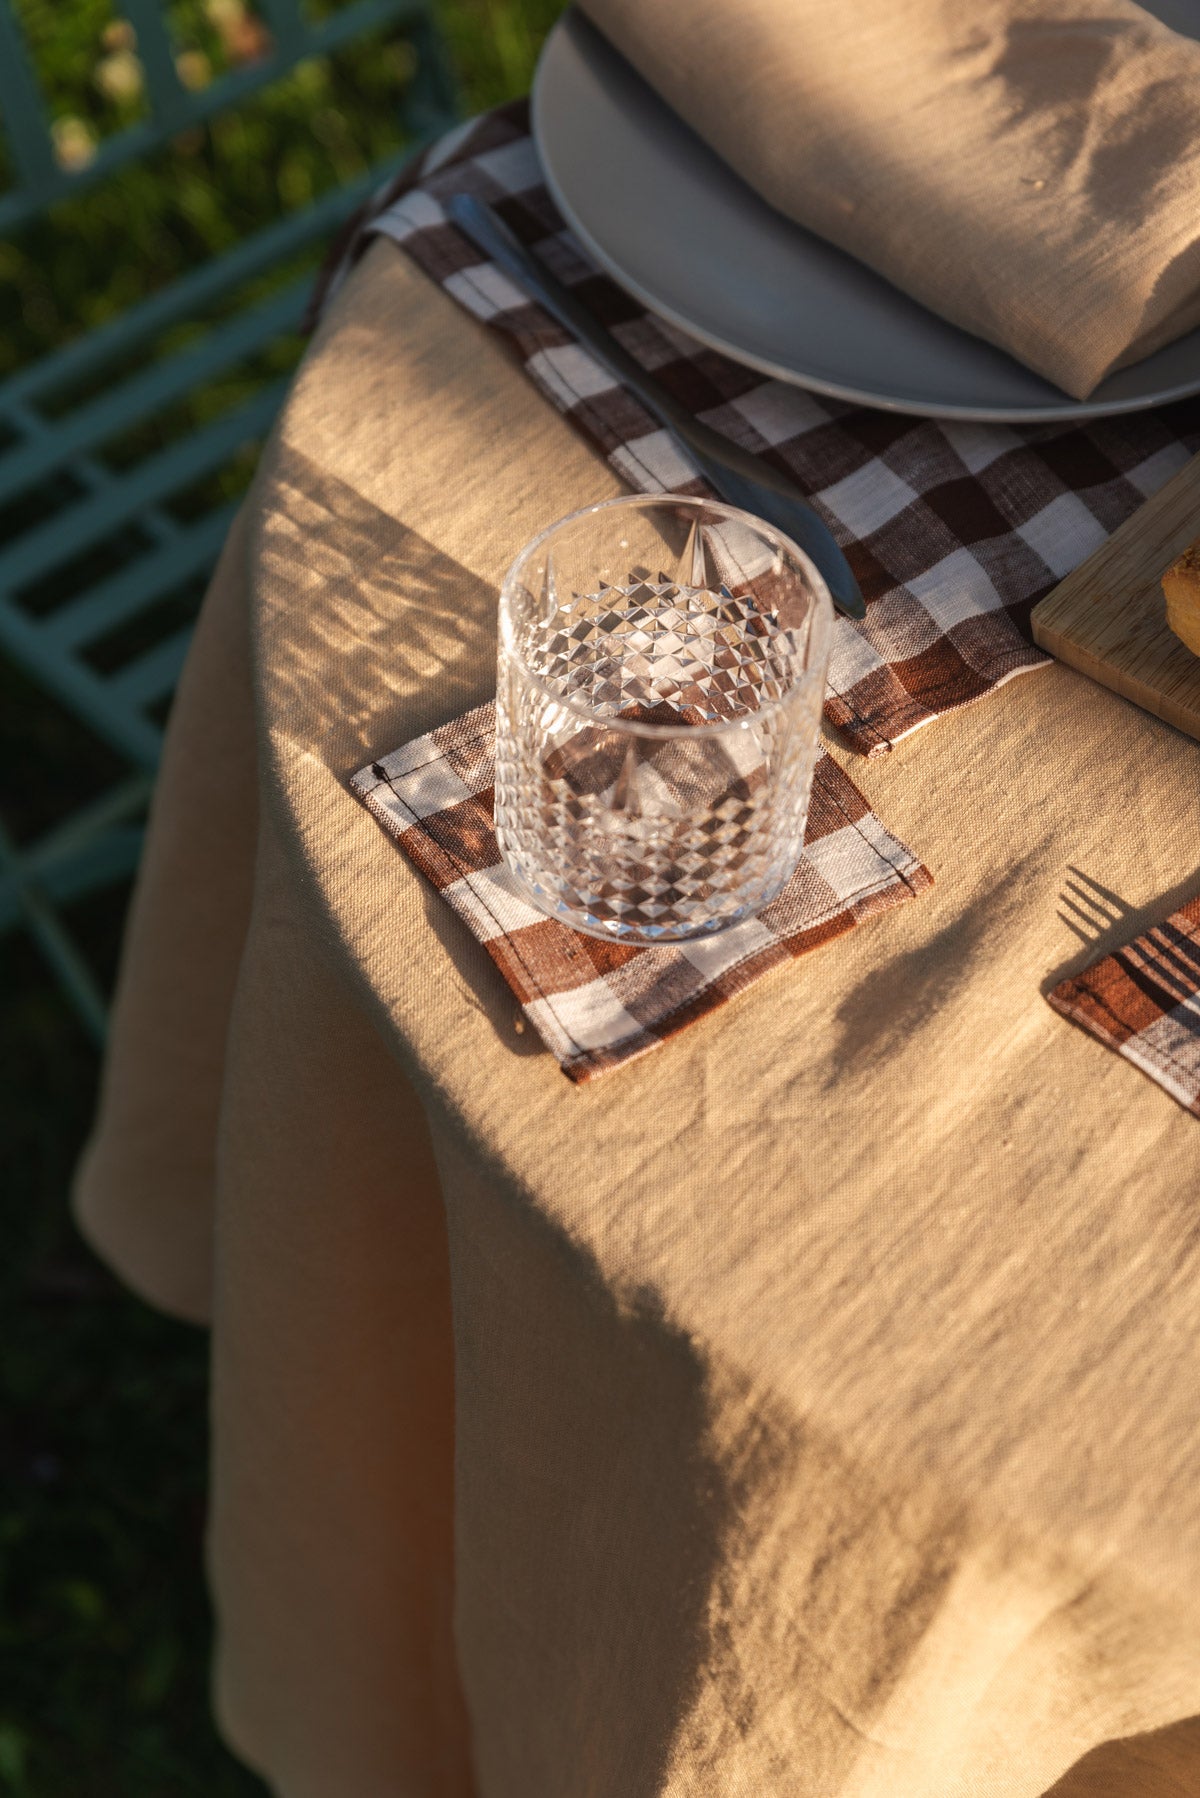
top-left (76, 241), bottom-right (1200, 1797)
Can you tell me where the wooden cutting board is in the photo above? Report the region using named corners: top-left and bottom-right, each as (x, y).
top-left (1031, 450), bottom-right (1200, 742)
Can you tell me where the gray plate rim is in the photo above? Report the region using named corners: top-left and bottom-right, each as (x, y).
top-left (531, 8), bottom-right (1200, 424)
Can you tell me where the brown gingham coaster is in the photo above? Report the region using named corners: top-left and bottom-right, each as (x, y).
top-left (351, 704), bottom-right (932, 1082)
top-left (1048, 896), bottom-right (1200, 1119)
top-left (314, 103), bottom-right (1200, 759)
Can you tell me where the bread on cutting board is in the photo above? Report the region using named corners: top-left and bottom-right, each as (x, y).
top-left (1163, 540), bottom-right (1200, 657)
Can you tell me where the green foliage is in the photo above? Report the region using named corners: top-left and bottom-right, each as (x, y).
top-left (0, 2), bottom-right (565, 1790)
top-left (3, 2), bottom-right (413, 375)
top-left (441, 0), bottom-right (566, 103)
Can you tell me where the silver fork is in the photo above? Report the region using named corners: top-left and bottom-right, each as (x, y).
top-left (446, 193), bottom-right (867, 621)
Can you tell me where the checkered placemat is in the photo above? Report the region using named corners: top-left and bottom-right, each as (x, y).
top-left (351, 704), bottom-right (931, 1082)
top-left (314, 102), bottom-right (1200, 759)
top-left (1048, 896), bottom-right (1200, 1119)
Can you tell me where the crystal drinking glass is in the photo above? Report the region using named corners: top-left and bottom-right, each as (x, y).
top-left (494, 494), bottom-right (834, 943)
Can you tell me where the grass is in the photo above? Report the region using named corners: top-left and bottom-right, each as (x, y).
top-left (0, 3), bottom-right (563, 1790)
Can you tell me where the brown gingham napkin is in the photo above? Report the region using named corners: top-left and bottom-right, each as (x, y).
top-left (350, 704), bottom-right (931, 1082)
top-left (1048, 896), bottom-right (1200, 1119)
top-left (314, 102), bottom-right (1200, 759)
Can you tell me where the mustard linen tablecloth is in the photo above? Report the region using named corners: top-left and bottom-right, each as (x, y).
top-left (75, 242), bottom-right (1200, 1798)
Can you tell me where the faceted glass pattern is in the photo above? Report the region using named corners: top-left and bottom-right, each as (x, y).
top-left (532, 573), bottom-right (800, 722)
top-left (495, 496), bottom-right (833, 943)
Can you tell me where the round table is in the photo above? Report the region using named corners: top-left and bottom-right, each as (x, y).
top-left (76, 239), bottom-right (1200, 1798)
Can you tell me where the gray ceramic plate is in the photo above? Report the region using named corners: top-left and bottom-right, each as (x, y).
top-left (532, 5), bottom-right (1200, 422)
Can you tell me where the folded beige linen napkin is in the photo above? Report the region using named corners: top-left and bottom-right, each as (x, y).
top-left (578, 0), bottom-right (1200, 399)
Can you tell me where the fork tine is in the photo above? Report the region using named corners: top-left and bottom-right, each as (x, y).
top-left (1060, 892), bottom-right (1108, 931)
top-left (1062, 879), bottom-right (1119, 925)
top-left (1065, 866), bottom-right (1130, 913)
top-left (1056, 909), bottom-right (1101, 946)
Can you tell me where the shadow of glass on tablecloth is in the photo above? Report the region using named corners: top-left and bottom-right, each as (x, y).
top-left (819, 850), bottom-right (1045, 1086)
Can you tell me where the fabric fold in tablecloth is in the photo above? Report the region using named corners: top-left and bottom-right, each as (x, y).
top-left (312, 104), bottom-right (1200, 759)
top-left (1048, 892), bottom-right (1200, 1116)
top-left (581, 0), bottom-right (1200, 400)
top-left (351, 702), bottom-right (931, 1080)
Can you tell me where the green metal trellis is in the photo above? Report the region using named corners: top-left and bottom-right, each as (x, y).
top-left (0, 0), bottom-right (458, 1037)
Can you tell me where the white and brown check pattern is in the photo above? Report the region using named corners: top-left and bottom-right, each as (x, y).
top-left (314, 102), bottom-right (1200, 758)
top-left (351, 704), bottom-right (931, 1082)
top-left (1048, 896), bottom-right (1200, 1119)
